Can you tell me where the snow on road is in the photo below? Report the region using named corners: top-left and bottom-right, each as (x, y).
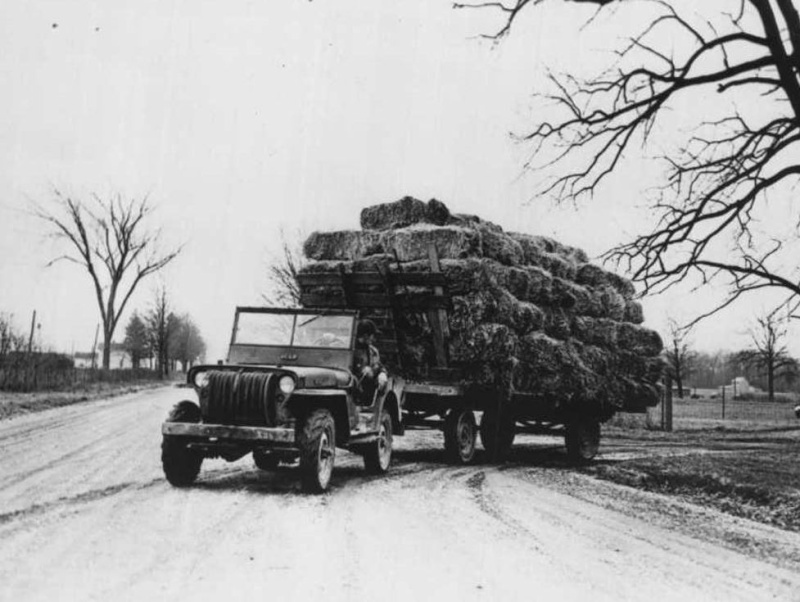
top-left (1, 387), bottom-right (799, 601)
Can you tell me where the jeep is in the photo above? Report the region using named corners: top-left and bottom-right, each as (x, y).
top-left (161, 307), bottom-right (403, 493)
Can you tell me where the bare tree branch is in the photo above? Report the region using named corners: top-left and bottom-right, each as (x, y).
top-left (35, 191), bottom-right (182, 369)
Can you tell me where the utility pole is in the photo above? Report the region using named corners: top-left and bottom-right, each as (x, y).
top-left (90, 323), bottom-right (100, 369)
top-left (27, 310), bottom-right (37, 354)
top-left (722, 383), bottom-right (726, 420)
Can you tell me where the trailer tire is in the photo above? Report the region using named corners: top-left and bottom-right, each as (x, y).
top-left (443, 409), bottom-right (476, 464)
top-left (479, 408), bottom-right (515, 462)
top-left (162, 401), bottom-right (203, 487)
top-left (298, 409), bottom-right (336, 493)
top-left (363, 410), bottom-right (393, 474)
top-left (565, 419), bottom-right (600, 463)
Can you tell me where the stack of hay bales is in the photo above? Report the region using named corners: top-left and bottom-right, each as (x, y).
top-left (300, 197), bottom-right (664, 415)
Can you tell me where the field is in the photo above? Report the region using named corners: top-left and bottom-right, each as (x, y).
top-left (598, 395), bottom-right (800, 532)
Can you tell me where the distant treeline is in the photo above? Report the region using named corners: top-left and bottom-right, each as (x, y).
top-left (688, 350), bottom-right (799, 393)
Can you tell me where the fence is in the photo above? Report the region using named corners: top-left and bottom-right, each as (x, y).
top-left (0, 367), bottom-right (160, 393)
top-left (641, 377), bottom-right (800, 430)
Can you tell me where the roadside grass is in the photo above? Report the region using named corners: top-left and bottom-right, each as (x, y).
top-left (0, 379), bottom-right (173, 421)
top-left (594, 409), bottom-right (800, 532)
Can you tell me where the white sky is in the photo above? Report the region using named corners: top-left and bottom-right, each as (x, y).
top-left (1, 0), bottom-right (797, 361)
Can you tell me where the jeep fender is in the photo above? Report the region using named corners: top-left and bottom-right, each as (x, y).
top-left (287, 390), bottom-right (352, 446)
top-left (377, 378), bottom-right (405, 436)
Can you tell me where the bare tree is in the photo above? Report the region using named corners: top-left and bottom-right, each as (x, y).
top-left (458, 1), bottom-right (800, 319)
top-left (664, 318), bottom-right (696, 398)
top-left (262, 229), bottom-right (304, 307)
top-left (146, 286), bottom-right (178, 378)
top-left (735, 311), bottom-right (796, 401)
top-left (36, 191), bottom-right (181, 369)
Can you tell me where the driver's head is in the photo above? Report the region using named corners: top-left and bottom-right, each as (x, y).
top-left (356, 319), bottom-right (378, 346)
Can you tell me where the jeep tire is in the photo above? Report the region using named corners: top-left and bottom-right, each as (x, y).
top-left (162, 400), bottom-right (203, 487)
top-left (363, 410), bottom-right (393, 474)
top-left (298, 409), bottom-right (336, 493)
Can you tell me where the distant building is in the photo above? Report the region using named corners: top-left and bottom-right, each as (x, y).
top-left (718, 376), bottom-right (760, 398)
top-left (73, 343), bottom-right (135, 369)
top-left (73, 351), bottom-right (96, 369)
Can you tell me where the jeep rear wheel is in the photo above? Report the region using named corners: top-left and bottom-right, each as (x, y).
top-left (444, 409), bottom-right (476, 464)
top-left (162, 401), bottom-right (203, 487)
top-left (363, 410), bottom-right (393, 474)
top-left (298, 409), bottom-right (336, 493)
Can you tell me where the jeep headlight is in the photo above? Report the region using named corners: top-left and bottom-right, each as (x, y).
top-left (279, 375), bottom-right (296, 395)
top-left (193, 371), bottom-right (210, 389)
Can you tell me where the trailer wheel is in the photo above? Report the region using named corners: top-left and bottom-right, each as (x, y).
top-left (363, 410), bottom-right (393, 474)
top-left (479, 408), bottom-right (515, 462)
top-left (443, 409), bottom-right (476, 464)
top-left (162, 401), bottom-right (203, 487)
top-left (565, 419), bottom-right (600, 463)
top-left (253, 450), bottom-right (280, 471)
top-left (298, 409), bottom-right (336, 493)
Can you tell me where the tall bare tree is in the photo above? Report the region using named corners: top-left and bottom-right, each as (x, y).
top-left (37, 191), bottom-right (181, 369)
top-left (459, 0), bottom-right (800, 319)
top-left (146, 286), bottom-right (178, 378)
top-left (664, 318), bottom-right (696, 398)
top-left (735, 311), bottom-right (796, 401)
top-left (262, 229), bottom-right (304, 307)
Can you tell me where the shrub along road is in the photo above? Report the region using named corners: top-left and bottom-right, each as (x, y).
top-left (1, 387), bottom-right (799, 601)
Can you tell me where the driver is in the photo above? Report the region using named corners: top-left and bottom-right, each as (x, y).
top-left (354, 319), bottom-right (388, 403)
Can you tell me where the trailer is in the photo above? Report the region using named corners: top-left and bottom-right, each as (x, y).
top-left (297, 245), bottom-right (607, 465)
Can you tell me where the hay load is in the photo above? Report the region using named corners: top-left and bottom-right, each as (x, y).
top-left (299, 197), bottom-right (664, 416)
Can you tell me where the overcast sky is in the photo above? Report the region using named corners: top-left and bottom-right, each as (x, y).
top-left (1, 0), bottom-right (796, 361)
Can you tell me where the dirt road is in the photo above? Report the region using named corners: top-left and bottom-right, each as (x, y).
top-left (2, 387), bottom-right (800, 602)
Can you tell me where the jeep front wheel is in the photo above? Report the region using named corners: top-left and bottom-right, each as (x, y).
top-left (162, 400), bottom-right (203, 487)
top-left (298, 409), bottom-right (336, 493)
top-left (363, 410), bottom-right (393, 474)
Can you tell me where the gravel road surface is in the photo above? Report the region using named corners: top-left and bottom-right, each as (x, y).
top-left (2, 387), bottom-right (799, 601)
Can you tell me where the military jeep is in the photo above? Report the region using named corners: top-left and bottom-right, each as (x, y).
top-left (161, 307), bottom-right (403, 493)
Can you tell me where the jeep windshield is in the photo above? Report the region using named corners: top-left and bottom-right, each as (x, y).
top-left (233, 310), bottom-right (355, 349)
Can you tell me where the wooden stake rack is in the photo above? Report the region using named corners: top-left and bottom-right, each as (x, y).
top-left (297, 246), bottom-right (452, 372)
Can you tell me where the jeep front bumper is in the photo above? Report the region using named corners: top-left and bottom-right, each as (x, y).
top-left (162, 422), bottom-right (296, 444)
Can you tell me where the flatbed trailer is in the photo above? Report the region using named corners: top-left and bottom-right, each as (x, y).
top-left (297, 245), bottom-right (605, 464)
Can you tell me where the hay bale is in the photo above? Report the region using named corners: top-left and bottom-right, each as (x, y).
top-left (539, 252), bottom-right (577, 280)
top-left (617, 323), bottom-right (663, 356)
top-left (523, 266), bottom-right (553, 305)
top-left (360, 197), bottom-right (452, 231)
top-left (551, 278), bottom-right (580, 310)
top-left (475, 223), bottom-right (524, 266)
top-left (450, 289), bottom-right (544, 336)
top-left (543, 308), bottom-right (572, 339)
top-left (597, 286), bottom-right (626, 321)
top-left (380, 225), bottom-right (482, 262)
top-left (571, 316), bottom-right (618, 348)
top-left (575, 263), bottom-right (636, 299)
top-left (623, 300), bottom-right (644, 324)
top-left (440, 258), bottom-right (502, 295)
top-left (304, 230), bottom-right (383, 261)
top-left (509, 233), bottom-right (545, 265)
